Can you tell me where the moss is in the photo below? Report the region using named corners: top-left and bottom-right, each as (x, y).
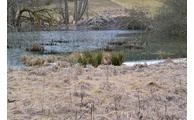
top-left (91, 89), bottom-right (102, 94)
top-left (141, 90), bottom-right (149, 95)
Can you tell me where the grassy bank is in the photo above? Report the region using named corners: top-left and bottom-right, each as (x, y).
top-left (112, 0), bottom-right (162, 15)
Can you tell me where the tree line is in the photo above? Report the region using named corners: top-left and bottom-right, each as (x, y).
top-left (7, 0), bottom-right (89, 31)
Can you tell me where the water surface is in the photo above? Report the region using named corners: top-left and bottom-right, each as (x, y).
top-left (8, 30), bottom-right (140, 67)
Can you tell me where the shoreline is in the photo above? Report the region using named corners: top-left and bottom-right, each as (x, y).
top-left (8, 58), bottom-right (187, 68)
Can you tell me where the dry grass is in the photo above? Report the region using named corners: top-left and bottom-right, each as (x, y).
top-left (21, 55), bottom-right (63, 66)
top-left (65, 52), bottom-right (84, 62)
top-left (112, 0), bottom-right (162, 15)
top-left (8, 59), bottom-right (187, 119)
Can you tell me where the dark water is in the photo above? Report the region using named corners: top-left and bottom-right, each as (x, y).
top-left (7, 30), bottom-right (141, 67)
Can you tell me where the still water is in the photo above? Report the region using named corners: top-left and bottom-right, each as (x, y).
top-left (7, 30), bottom-right (140, 67)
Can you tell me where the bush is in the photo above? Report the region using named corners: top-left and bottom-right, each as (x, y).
top-left (126, 8), bottom-right (151, 30)
top-left (110, 52), bottom-right (125, 66)
top-left (153, 0), bottom-right (187, 39)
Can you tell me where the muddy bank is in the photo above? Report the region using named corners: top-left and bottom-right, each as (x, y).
top-left (8, 59), bottom-right (186, 119)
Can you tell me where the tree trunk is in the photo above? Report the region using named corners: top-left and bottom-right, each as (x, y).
top-left (64, 0), bottom-right (69, 24)
top-left (77, 0), bottom-right (83, 19)
top-left (59, 0), bottom-right (66, 24)
top-left (78, 0), bottom-right (88, 20)
top-left (64, 0), bottom-right (69, 29)
top-left (73, 0), bottom-right (88, 23)
top-left (74, 0), bottom-right (78, 24)
top-left (86, 0), bottom-right (89, 20)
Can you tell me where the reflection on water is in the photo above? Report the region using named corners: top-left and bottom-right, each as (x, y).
top-left (8, 30), bottom-right (141, 67)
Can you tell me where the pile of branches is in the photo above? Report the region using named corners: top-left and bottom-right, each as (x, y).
top-left (77, 15), bottom-right (151, 30)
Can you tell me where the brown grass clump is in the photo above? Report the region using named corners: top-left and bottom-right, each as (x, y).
top-left (21, 55), bottom-right (63, 66)
top-left (102, 52), bottom-right (111, 65)
top-left (25, 57), bottom-right (45, 66)
top-left (26, 43), bottom-right (44, 52)
top-left (57, 61), bottom-right (69, 67)
top-left (46, 55), bottom-right (57, 63)
top-left (66, 52), bottom-right (84, 61)
top-left (20, 55), bottom-right (28, 61)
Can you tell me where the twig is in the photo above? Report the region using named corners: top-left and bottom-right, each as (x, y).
top-left (114, 95), bottom-right (119, 120)
top-left (137, 90), bottom-right (143, 119)
top-left (181, 115), bottom-right (186, 120)
top-left (77, 109), bottom-right (90, 120)
top-left (165, 103), bottom-right (167, 119)
top-left (137, 90), bottom-right (140, 114)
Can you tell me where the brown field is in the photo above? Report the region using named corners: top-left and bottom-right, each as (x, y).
top-left (39, 0), bottom-right (162, 21)
top-left (7, 59), bottom-right (186, 120)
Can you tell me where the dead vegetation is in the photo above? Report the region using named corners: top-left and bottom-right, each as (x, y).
top-left (8, 59), bottom-right (187, 120)
top-left (21, 55), bottom-right (63, 66)
top-left (26, 43), bottom-right (45, 52)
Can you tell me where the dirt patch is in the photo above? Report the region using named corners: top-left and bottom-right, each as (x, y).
top-left (7, 59), bottom-right (187, 119)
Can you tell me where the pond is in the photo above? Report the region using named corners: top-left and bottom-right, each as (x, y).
top-left (7, 30), bottom-right (186, 67)
top-left (7, 30), bottom-right (140, 67)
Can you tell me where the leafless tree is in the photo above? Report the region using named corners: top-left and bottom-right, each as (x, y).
top-left (59, 0), bottom-right (69, 29)
top-left (73, 0), bottom-right (89, 24)
top-left (74, 0), bottom-right (78, 24)
top-left (64, 0), bottom-right (69, 24)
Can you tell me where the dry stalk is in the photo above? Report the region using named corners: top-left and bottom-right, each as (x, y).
top-left (114, 96), bottom-right (119, 120)
top-left (69, 92), bottom-right (73, 108)
top-left (80, 87), bottom-right (84, 105)
top-left (75, 110), bottom-right (78, 120)
top-left (90, 102), bottom-right (94, 120)
top-left (41, 68), bottom-right (46, 118)
top-left (165, 103), bottom-right (167, 119)
top-left (138, 90), bottom-right (140, 114)
top-left (106, 65), bottom-right (109, 84)
top-left (137, 90), bottom-right (143, 119)
top-left (14, 96), bottom-right (17, 119)
top-left (179, 78), bottom-right (183, 98)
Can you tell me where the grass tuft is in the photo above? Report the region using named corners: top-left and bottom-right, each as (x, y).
top-left (110, 52), bottom-right (125, 66)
